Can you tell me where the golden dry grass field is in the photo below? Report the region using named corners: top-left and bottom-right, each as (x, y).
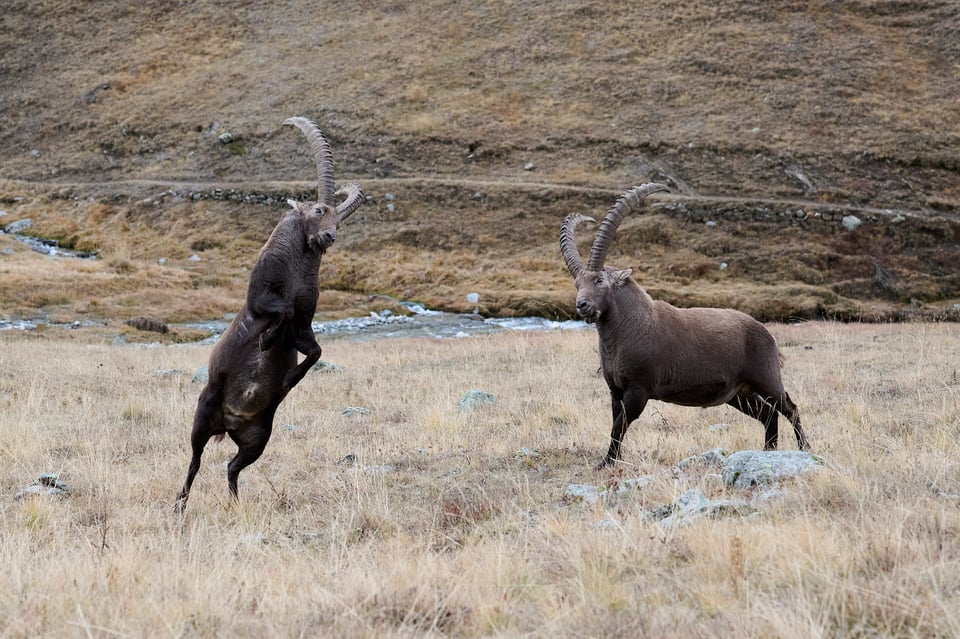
top-left (1, 322), bottom-right (959, 637)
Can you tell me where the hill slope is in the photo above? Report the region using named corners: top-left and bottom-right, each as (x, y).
top-left (1, 1), bottom-right (958, 325)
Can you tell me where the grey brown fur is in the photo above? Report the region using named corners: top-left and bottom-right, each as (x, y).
top-left (176, 117), bottom-right (364, 511)
top-left (560, 183), bottom-right (808, 468)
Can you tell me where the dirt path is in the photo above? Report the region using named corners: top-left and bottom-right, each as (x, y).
top-left (7, 176), bottom-right (945, 219)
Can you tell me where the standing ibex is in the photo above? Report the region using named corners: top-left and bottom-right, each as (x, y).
top-left (176, 117), bottom-right (364, 511)
top-left (560, 183), bottom-right (808, 468)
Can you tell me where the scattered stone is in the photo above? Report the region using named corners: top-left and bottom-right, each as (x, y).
top-left (84, 82), bottom-right (111, 104)
top-left (891, 214), bottom-right (906, 224)
top-left (4, 218), bottom-right (33, 234)
top-left (653, 488), bottom-right (755, 527)
top-left (158, 257), bottom-right (167, 265)
top-left (719, 261), bottom-right (728, 270)
top-left (705, 220), bottom-right (718, 228)
top-left (192, 366), bottom-right (209, 384)
top-left (282, 423), bottom-right (301, 432)
top-left (564, 484), bottom-right (602, 504)
top-left (523, 161), bottom-right (535, 171)
top-left (784, 165), bottom-right (815, 192)
top-left (675, 447), bottom-right (729, 472)
top-left (708, 423), bottom-right (730, 432)
top-left (218, 132), bottom-right (234, 144)
top-left (841, 215), bottom-right (862, 232)
top-left (1, 247), bottom-right (14, 256)
top-left (341, 406), bottom-right (371, 417)
top-left (17, 473), bottom-right (69, 499)
top-left (337, 453), bottom-right (358, 467)
top-left (458, 390), bottom-right (495, 412)
top-left (515, 447), bottom-right (541, 460)
top-left (188, 254), bottom-right (201, 262)
top-left (721, 450), bottom-right (824, 489)
top-left (312, 360), bottom-right (342, 373)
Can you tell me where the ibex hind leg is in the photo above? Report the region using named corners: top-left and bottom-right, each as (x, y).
top-left (225, 409), bottom-right (277, 501)
top-left (176, 382), bottom-right (224, 512)
top-left (777, 392), bottom-right (807, 450)
top-left (727, 393), bottom-right (780, 450)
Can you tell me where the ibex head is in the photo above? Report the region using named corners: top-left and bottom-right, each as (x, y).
top-left (283, 117), bottom-right (365, 253)
top-left (560, 183), bottom-right (670, 323)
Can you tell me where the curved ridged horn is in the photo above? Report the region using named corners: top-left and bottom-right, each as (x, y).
top-left (335, 183), bottom-right (365, 225)
top-left (560, 213), bottom-right (596, 279)
top-left (586, 183), bottom-right (670, 271)
top-left (283, 116), bottom-right (335, 207)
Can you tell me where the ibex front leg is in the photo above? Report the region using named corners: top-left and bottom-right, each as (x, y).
top-left (282, 325), bottom-right (322, 392)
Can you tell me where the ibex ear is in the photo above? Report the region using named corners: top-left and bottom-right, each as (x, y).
top-left (613, 269), bottom-right (633, 285)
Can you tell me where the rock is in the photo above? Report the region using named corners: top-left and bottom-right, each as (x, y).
top-left (218, 132), bottom-right (234, 144)
top-left (4, 218), bottom-right (33, 234)
top-left (192, 366), bottom-right (209, 384)
top-left (515, 447), bottom-right (541, 459)
top-left (564, 484), bottom-right (602, 504)
top-left (675, 447), bottom-right (729, 472)
top-left (458, 390), bottom-right (495, 412)
top-left (17, 473), bottom-right (69, 499)
top-left (312, 360), bottom-right (342, 373)
top-left (841, 215), bottom-right (862, 232)
top-left (653, 488), bottom-right (756, 527)
top-left (523, 162), bottom-right (535, 171)
top-left (1, 247), bottom-right (14, 256)
top-left (721, 450), bottom-right (824, 489)
top-left (337, 453), bottom-right (358, 467)
top-left (341, 406), bottom-right (370, 417)
top-left (188, 254), bottom-right (201, 262)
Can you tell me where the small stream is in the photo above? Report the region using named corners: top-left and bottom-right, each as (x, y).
top-left (2, 303), bottom-right (590, 342)
top-left (180, 302), bottom-right (590, 343)
top-left (1, 225), bottom-right (587, 341)
top-left (1, 232), bottom-right (99, 260)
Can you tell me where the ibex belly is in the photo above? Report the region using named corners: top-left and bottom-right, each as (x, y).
top-left (655, 380), bottom-right (744, 407)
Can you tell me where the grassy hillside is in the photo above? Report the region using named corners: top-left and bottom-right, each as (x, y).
top-left (1, 1), bottom-right (959, 326)
top-left (1, 323), bottom-right (959, 636)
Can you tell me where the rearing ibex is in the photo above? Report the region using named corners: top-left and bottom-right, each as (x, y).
top-left (560, 183), bottom-right (808, 468)
top-left (176, 117), bottom-right (365, 511)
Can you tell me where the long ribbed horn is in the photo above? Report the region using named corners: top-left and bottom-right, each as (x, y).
top-left (283, 116), bottom-right (335, 207)
top-left (335, 183), bottom-right (365, 225)
top-left (560, 213), bottom-right (595, 279)
top-left (586, 183), bottom-right (670, 271)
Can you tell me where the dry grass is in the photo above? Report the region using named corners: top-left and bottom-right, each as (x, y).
top-left (1, 322), bottom-right (959, 636)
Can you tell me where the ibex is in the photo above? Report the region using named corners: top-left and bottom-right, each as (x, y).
top-left (559, 183), bottom-right (808, 468)
top-left (176, 117), bottom-right (364, 511)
